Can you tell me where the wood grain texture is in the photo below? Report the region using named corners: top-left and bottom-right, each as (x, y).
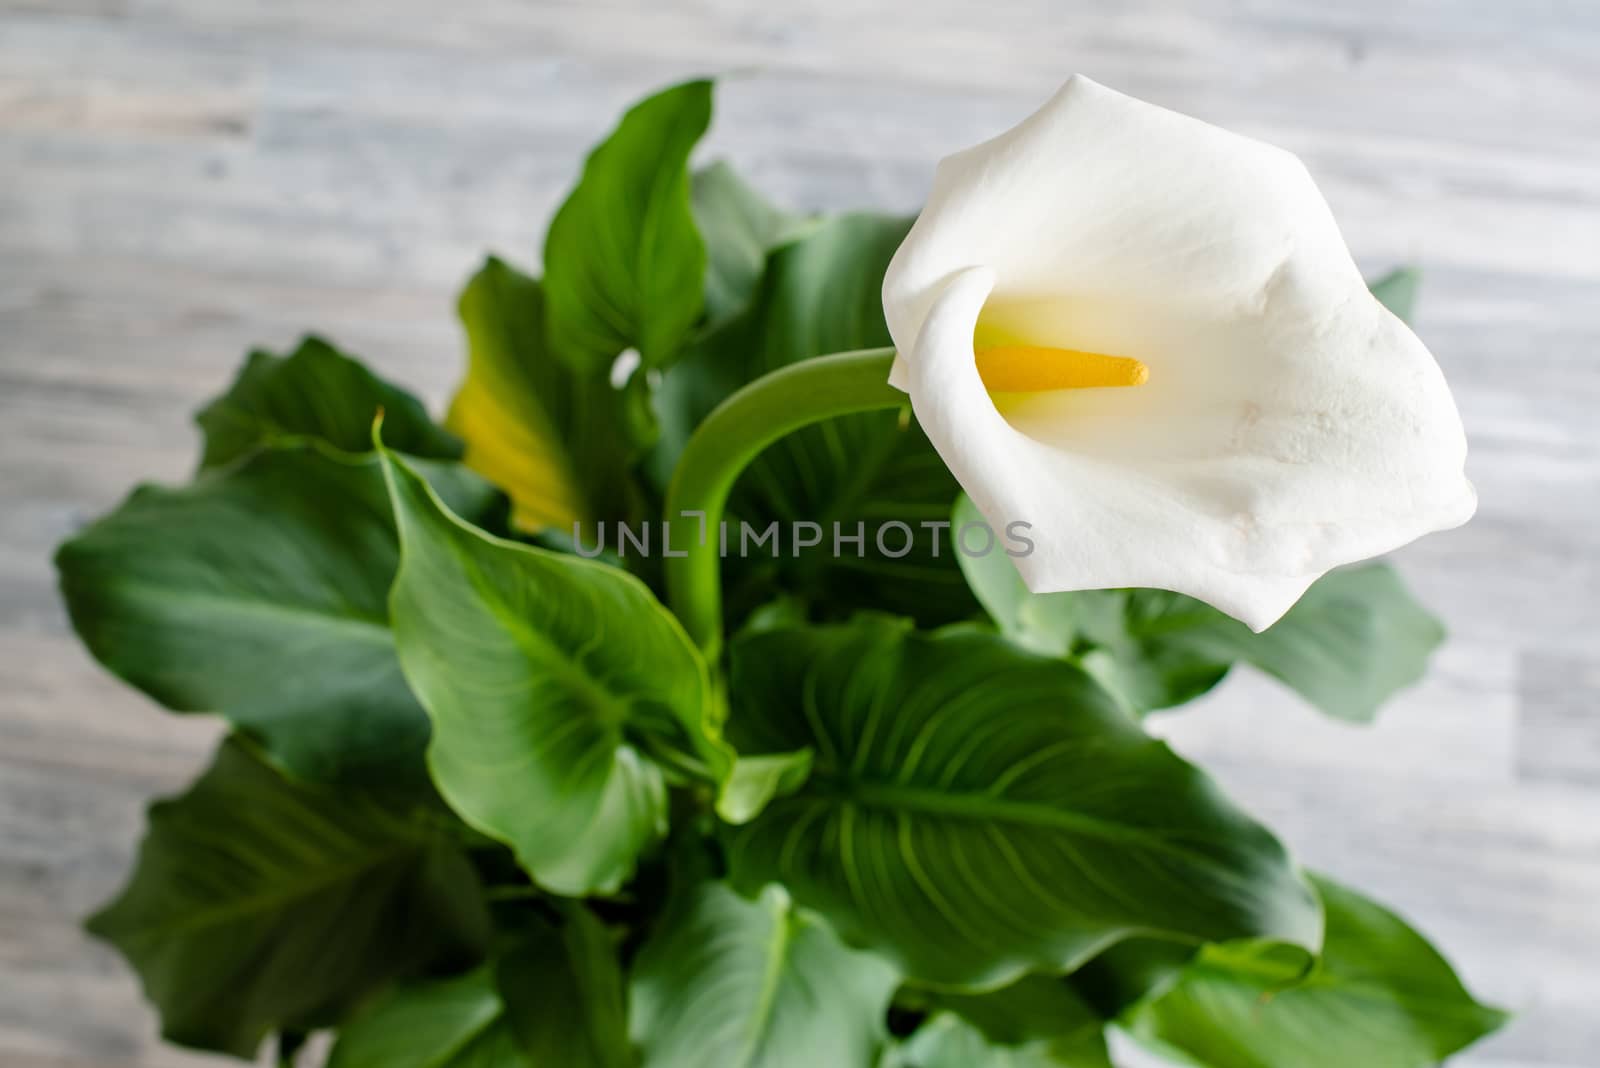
top-left (1, 1), bottom-right (1597, 1065)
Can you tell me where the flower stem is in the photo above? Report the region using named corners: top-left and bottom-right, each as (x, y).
top-left (664, 347), bottom-right (903, 656)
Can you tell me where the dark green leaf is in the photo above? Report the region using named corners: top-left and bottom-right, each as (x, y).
top-left (1124, 874), bottom-right (1507, 1068)
top-left (327, 965), bottom-right (527, 1068)
top-left (1369, 268), bottom-right (1421, 325)
top-left (447, 256), bottom-right (636, 532)
top-left (892, 1013), bottom-right (1110, 1068)
top-left (721, 617), bottom-right (1320, 989)
top-left (630, 877), bottom-right (898, 1068)
top-left (692, 160), bottom-right (797, 323)
top-left (55, 442), bottom-right (495, 783)
top-left (88, 738), bottom-right (489, 1059)
top-left (654, 213), bottom-right (975, 626)
top-left (496, 905), bottom-right (633, 1068)
top-left (1064, 937), bottom-right (1196, 1020)
top-left (916, 974), bottom-right (1102, 1048)
top-left (902, 940), bottom-right (1195, 1064)
top-left (544, 79), bottom-right (713, 371)
top-left (196, 336), bottom-right (460, 470)
top-left (955, 497), bottom-right (1445, 721)
top-left (379, 447), bottom-right (725, 895)
top-left (328, 905), bottom-right (630, 1068)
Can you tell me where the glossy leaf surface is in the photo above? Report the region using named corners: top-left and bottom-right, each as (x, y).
top-left (722, 618), bottom-right (1320, 988)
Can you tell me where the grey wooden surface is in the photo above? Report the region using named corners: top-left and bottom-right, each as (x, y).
top-left (1, 2), bottom-right (1597, 1065)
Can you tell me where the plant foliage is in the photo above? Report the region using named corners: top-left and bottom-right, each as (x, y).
top-left (58, 80), bottom-right (1505, 1066)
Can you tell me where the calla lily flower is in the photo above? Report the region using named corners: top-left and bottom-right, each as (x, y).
top-left (883, 75), bottom-right (1475, 632)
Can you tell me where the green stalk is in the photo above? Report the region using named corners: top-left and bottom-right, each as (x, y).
top-left (664, 347), bottom-right (903, 656)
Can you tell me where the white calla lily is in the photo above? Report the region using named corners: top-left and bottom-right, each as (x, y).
top-left (883, 75), bottom-right (1475, 632)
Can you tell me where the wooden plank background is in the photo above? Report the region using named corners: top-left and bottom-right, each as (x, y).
top-left (1, 2), bottom-right (1596, 1065)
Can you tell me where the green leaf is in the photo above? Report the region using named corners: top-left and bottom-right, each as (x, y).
top-left (447, 256), bottom-right (636, 532)
top-left (916, 974), bottom-right (1103, 1048)
top-left (692, 160), bottom-right (796, 323)
top-left (1064, 937), bottom-right (1196, 1020)
top-left (954, 497), bottom-right (1445, 721)
top-left (328, 905), bottom-right (630, 1068)
top-left (496, 905), bottom-right (634, 1068)
top-left (88, 738), bottom-right (489, 1059)
top-left (55, 442), bottom-right (495, 783)
top-left (716, 748), bottom-right (815, 825)
top-left (326, 965), bottom-right (526, 1068)
top-left (630, 877), bottom-right (899, 1068)
top-left (901, 940), bottom-right (1195, 1066)
top-left (654, 213), bottom-right (976, 626)
top-left (893, 1013), bottom-right (1110, 1068)
top-left (544, 79), bottom-right (713, 371)
top-left (720, 617), bottom-right (1320, 989)
top-left (1369, 268), bottom-right (1421, 325)
top-left (196, 336), bottom-right (461, 470)
top-left (1124, 874), bottom-right (1507, 1068)
top-left (379, 446), bottom-right (724, 895)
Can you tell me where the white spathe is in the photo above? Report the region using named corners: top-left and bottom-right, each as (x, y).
top-left (883, 75), bottom-right (1475, 632)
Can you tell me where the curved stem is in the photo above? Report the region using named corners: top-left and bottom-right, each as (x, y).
top-left (665, 347), bottom-right (903, 656)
